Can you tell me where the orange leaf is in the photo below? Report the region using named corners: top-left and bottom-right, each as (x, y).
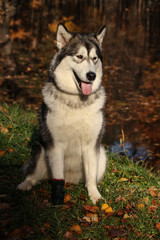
top-left (152, 199), bottom-right (158, 206)
top-left (10, 29), bottom-right (30, 41)
top-left (0, 150), bottom-right (5, 157)
top-left (0, 127), bottom-right (8, 133)
top-left (156, 222), bottom-right (160, 232)
top-left (8, 148), bottom-right (14, 153)
top-left (83, 204), bottom-right (99, 213)
top-left (101, 203), bottom-right (110, 210)
top-left (64, 194), bottom-right (72, 203)
top-left (138, 203), bottom-right (145, 210)
top-left (69, 224), bottom-right (82, 234)
top-left (148, 206), bottom-right (156, 212)
top-left (117, 210), bottom-right (125, 217)
top-left (149, 189), bottom-right (158, 197)
top-left (44, 222), bottom-right (51, 228)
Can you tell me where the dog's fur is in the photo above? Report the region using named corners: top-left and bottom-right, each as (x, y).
top-left (18, 23), bottom-right (107, 204)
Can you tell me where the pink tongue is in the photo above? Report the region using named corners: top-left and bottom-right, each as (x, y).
top-left (81, 82), bottom-right (92, 95)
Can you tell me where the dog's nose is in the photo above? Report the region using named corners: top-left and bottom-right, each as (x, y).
top-left (86, 72), bottom-right (96, 81)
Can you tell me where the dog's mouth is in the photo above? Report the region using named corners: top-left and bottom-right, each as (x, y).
top-left (73, 71), bottom-right (92, 96)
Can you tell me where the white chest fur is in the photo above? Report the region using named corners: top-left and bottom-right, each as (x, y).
top-left (43, 83), bottom-right (105, 146)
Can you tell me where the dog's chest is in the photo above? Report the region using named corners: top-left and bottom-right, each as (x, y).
top-left (47, 101), bottom-right (102, 143)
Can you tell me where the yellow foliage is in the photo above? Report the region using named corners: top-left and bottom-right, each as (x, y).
top-left (101, 203), bottom-right (110, 210)
top-left (119, 178), bottom-right (128, 182)
top-left (10, 29), bottom-right (30, 41)
top-left (48, 16), bottom-right (80, 33)
top-left (30, 0), bottom-right (42, 9)
top-left (101, 203), bottom-right (114, 213)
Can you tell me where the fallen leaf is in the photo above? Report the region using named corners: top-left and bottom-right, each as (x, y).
top-left (85, 213), bottom-right (99, 223)
top-left (43, 222), bottom-right (51, 228)
top-left (123, 213), bottom-right (130, 219)
top-left (0, 150), bottom-right (6, 157)
top-left (0, 126), bottom-right (8, 133)
top-left (83, 215), bottom-right (91, 223)
top-left (62, 201), bottom-right (74, 210)
top-left (101, 203), bottom-right (110, 211)
top-left (115, 195), bottom-right (126, 202)
top-left (125, 204), bottom-right (132, 211)
top-left (64, 230), bottom-right (73, 239)
top-left (105, 206), bottom-right (114, 214)
top-left (138, 203), bottom-right (145, 210)
top-left (8, 148), bottom-right (14, 152)
top-left (156, 222), bottom-right (160, 232)
top-left (117, 210), bottom-right (125, 217)
top-left (101, 203), bottom-right (114, 214)
top-left (152, 198), bottom-right (158, 206)
top-left (79, 193), bottom-right (86, 201)
top-left (149, 189), bottom-right (158, 197)
top-left (148, 206), bottom-right (156, 212)
top-left (69, 224), bottom-right (82, 234)
top-left (120, 178), bottom-right (128, 182)
top-left (64, 194), bottom-right (72, 203)
top-left (109, 228), bottom-right (127, 237)
top-left (83, 204), bottom-right (99, 213)
top-left (113, 169), bottom-right (118, 173)
top-left (143, 196), bottom-right (149, 205)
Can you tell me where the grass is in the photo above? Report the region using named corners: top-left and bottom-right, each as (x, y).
top-left (0, 104), bottom-right (160, 240)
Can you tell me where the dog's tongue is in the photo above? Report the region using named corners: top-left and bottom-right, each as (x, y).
top-left (81, 82), bottom-right (92, 95)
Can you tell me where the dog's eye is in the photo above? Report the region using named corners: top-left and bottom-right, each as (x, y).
top-left (76, 55), bottom-right (83, 60)
top-left (92, 56), bottom-right (97, 62)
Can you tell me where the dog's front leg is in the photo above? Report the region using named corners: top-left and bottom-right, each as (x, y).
top-left (47, 145), bottom-right (65, 205)
top-left (83, 146), bottom-right (102, 204)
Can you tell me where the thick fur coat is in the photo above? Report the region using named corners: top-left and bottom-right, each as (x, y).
top-left (18, 24), bottom-right (107, 205)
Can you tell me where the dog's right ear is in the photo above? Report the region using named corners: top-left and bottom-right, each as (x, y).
top-left (56, 23), bottom-right (72, 50)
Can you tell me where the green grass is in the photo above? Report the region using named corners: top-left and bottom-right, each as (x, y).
top-left (0, 104), bottom-right (160, 240)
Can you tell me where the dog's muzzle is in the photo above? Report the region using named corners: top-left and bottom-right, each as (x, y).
top-left (73, 70), bottom-right (96, 95)
top-left (86, 71), bottom-right (96, 81)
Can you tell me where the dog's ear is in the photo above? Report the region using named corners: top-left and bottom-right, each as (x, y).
top-left (56, 23), bottom-right (72, 50)
top-left (96, 25), bottom-right (106, 47)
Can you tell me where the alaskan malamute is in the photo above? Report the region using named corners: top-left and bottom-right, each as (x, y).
top-left (18, 23), bottom-right (107, 205)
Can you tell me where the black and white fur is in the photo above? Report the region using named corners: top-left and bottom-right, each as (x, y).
top-left (18, 23), bottom-right (107, 205)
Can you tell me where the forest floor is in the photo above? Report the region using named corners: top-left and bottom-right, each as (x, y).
top-left (0, 104), bottom-right (160, 240)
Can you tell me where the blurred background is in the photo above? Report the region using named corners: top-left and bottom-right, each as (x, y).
top-left (0, 0), bottom-right (160, 170)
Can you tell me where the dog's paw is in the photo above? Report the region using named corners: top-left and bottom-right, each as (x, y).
top-left (50, 179), bottom-right (65, 205)
top-left (89, 188), bottom-right (102, 205)
top-left (17, 180), bottom-right (33, 191)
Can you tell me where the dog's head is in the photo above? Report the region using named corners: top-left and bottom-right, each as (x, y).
top-left (50, 23), bottom-right (106, 95)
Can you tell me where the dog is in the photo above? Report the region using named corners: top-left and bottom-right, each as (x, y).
top-left (18, 23), bottom-right (107, 205)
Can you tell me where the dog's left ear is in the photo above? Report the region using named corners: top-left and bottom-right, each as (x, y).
top-left (56, 23), bottom-right (72, 50)
top-left (96, 25), bottom-right (106, 47)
